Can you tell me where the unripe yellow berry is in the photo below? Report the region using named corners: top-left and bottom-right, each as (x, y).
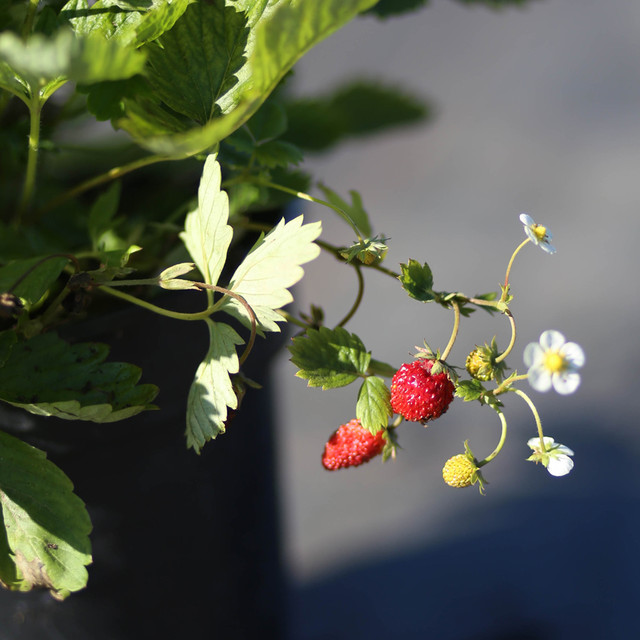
top-left (442, 454), bottom-right (476, 488)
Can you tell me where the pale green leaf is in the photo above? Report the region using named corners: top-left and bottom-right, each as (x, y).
top-left (356, 376), bottom-right (392, 433)
top-left (0, 430), bottom-right (92, 599)
top-left (220, 215), bottom-right (321, 333)
top-left (288, 326), bottom-right (370, 389)
top-left (179, 155), bottom-right (233, 286)
top-left (186, 320), bottom-right (243, 452)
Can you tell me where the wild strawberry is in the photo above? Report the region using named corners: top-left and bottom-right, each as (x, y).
top-left (390, 359), bottom-right (455, 423)
top-left (322, 419), bottom-right (386, 470)
top-left (442, 454), bottom-right (476, 488)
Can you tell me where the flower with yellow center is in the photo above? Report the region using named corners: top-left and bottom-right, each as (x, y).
top-left (527, 436), bottom-right (575, 476)
top-left (519, 213), bottom-right (556, 254)
top-left (524, 330), bottom-right (585, 394)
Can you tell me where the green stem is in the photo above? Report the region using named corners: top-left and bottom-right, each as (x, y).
top-left (512, 388), bottom-right (546, 452)
top-left (494, 309), bottom-right (516, 363)
top-left (336, 264), bottom-right (364, 328)
top-left (492, 373), bottom-right (529, 396)
top-left (99, 277), bottom-right (162, 288)
top-left (38, 154), bottom-right (174, 217)
top-left (477, 409), bottom-right (508, 467)
top-left (502, 238), bottom-right (530, 298)
top-left (440, 299), bottom-right (460, 361)
top-left (15, 93), bottom-right (42, 226)
top-left (21, 0), bottom-right (40, 38)
top-left (276, 310), bottom-right (309, 329)
top-left (99, 286), bottom-right (216, 321)
top-left (251, 178), bottom-right (363, 240)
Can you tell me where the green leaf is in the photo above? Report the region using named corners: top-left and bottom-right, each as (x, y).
top-left (0, 29), bottom-right (147, 92)
top-left (454, 0), bottom-right (533, 8)
top-left (356, 376), bottom-right (392, 434)
top-left (0, 430), bottom-right (92, 599)
top-left (0, 256), bottom-right (69, 309)
top-left (365, 0), bottom-right (430, 18)
top-left (219, 215), bottom-right (321, 333)
top-left (180, 154), bottom-right (233, 287)
top-left (317, 184), bottom-right (372, 237)
top-left (289, 326), bottom-right (370, 389)
top-left (455, 379), bottom-right (486, 402)
top-left (0, 332), bottom-right (158, 422)
top-left (118, 0), bottom-right (380, 156)
top-left (398, 259), bottom-right (435, 302)
top-left (61, 0), bottom-right (193, 47)
top-left (284, 80), bottom-right (430, 152)
top-left (88, 182), bottom-right (122, 251)
top-left (185, 319), bottom-right (243, 452)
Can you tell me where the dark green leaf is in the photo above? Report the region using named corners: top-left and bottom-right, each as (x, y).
top-left (365, 0), bottom-right (430, 18)
top-left (88, 182), bottom-right (122, 251)
top-left (356, 376), bottom-right (392, 433)
top-left (0, 332), bottom-right (158, 422)
top-left (0, 256), bottom-right (69, 309)
top-left (398, 259), bottom-right (435, 302)
top-left (0, 430), bottom-right (92, 599)
top-left (289, 326), bottom-right (370, 389)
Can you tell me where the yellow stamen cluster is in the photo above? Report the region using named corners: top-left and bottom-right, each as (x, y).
top-left (532, 224), bottom-right (548, 242)
top-left (544, 351), bottom-right (567, 373)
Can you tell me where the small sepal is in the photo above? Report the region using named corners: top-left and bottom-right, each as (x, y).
top-left (413, 343), bottom-right (458, 383)
top-left (339, 235), bottom-right (389, 265)
top-left (465, 336), bottom-right (507, 382)
top-left (382, 427), bottom-right (399, 462)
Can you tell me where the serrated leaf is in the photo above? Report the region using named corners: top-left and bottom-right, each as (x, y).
top-left (0, 430), bottom-right (92, 599)
top-left (0, 256), bottom-right (69, 309)
top-left (180, 155), bottom-right (232, 287)
top-left (117, 0), bottom-right (380, 156)
top-left (317, 184), bottom-right (372, 237)
top-left (356, 376), bottom-right (392, 434)
top-left (289, 326), bottom-right (370, 389)
top-left (0, 332), bottom-right (157, 422)
top-left (185, 319), bottom-right (243, 452)
top-left (455, 379), bottom-right (487, 402)
top-left (399, 259), bottom-right (435, 302)
top-left (219, 215), bottom-right (321, 333)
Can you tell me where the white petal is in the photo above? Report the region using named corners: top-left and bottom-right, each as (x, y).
top-left (540, 241), bottom-right (556, 254)
top-left (560, 342), bottom-right (585, 368)
top-left (552, 371), bottom-right (581, 395)
top-left (528, 366), bottom-right (552, 392)
top-left (554, 444), bottom-right (575, 456)
top-left (527, 436), bottom-right (555, 450)
top-left (520, 213), bottom-right (535, 226)
top-left (539, 330), bottom-right (565, 351)
top-left (547, 455), bottom-right (574, 477)
top-left (523, 226), bottom-right (538, 244)
top-left (523, 343), bottom-right (543, 367)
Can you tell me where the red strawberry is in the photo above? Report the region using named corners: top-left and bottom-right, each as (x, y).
top-left (322, 419), bottom-right (386, 470)
top-left (390, 359), bottom-right (455, 423)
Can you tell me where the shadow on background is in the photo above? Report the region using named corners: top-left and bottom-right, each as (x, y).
top-left (288, 420), bottom-right (638, 640)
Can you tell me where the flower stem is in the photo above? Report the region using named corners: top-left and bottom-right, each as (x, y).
top-left (494, 309), bottom-right (516, 363)
top-left (440, 298), bottom-right (460, 361)
top-left (336, 264), bottom-right (364, 328)
top-left (502, 238), bottom-right (530, 296)
top-left (15, 93), bottom-right (42, 226)
top-left (477, 409), bottom-right (508, 467)
top-left (492, 373), bottom-right (529, 396)
top-left (512, 388), bottom-right (546, 452)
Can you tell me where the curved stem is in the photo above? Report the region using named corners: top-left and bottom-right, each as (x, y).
top-left (251, 178), bottom-right (363, 240)
top-left (477, 409), bottom-right (508, 467)
top-left (494, 309), bottom-right (516, 363)
top-left (37, 154), bottom-right (174, 217)
top-left (503, 238), bottom-right (530, 296)
top-left (492, 373), bottom-right (529, 396)
top-left (99, 286), bottom-right (216, 321)
top-left (512, 388), bottom-right (546, 452)
top-left (440, 299), bottom-right (460, 361)
top-left (336, 264), bottom-right (364, 328)
top-left (197, 283), bottom-right (256, 366)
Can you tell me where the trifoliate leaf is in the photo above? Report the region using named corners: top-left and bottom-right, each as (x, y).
top-left (0, 332), bottom-right (157, 421)
top-left (399, 259), bottom-right (435, 302)
top-left (185, 319), bottom-right (243, 453)
top-left (0, 430), bottom-right (92, 599)
top-left (180, 155), bottom-right (232, 287)
top-left (317, 184), bottom-right (372, 237)
top-left (0, 256), bottom-right (69, 310)
top-left (356, 376), bottom-right (392, 434)
top-left (289, 326), bottom-right (370, 389)
top-left (219, 215), bottom-right (321, 333)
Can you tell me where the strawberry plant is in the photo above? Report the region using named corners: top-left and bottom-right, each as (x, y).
top-left (0, 0), bottom-right (581, 605)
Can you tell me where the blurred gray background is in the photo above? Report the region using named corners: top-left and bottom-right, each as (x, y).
top-left (272, 1), bottom-right (640, 638)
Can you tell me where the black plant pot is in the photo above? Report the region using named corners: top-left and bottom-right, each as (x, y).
top-left (0, 296), bottom-right (286, 639)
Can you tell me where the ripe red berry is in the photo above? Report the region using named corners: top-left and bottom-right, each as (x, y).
top-left (390, 359), bottom-right (455, 423)
top-left (322, 419), bottom-right (386, 470)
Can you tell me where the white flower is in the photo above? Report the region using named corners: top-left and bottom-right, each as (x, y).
top-left (524, 330), bottom-right (585, 395)
top-left (527, 436), bottom-right (574, 476)
top-left (519, 213), bottom-right (556, 254)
